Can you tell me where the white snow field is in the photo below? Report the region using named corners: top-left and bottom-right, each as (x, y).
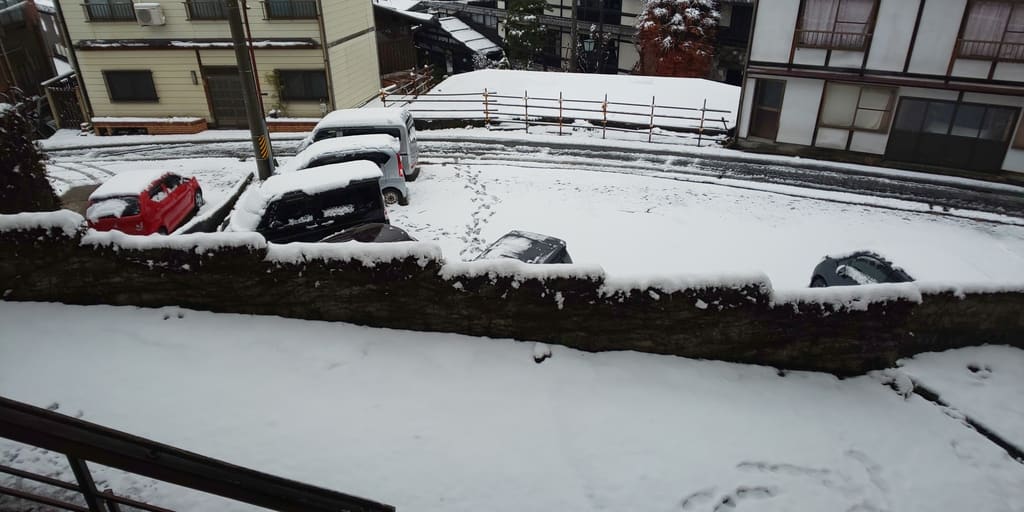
top-left (0, 302), bottom-right (1022, 512)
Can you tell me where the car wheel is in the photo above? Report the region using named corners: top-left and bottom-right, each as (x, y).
top-left (194, 189), bottom-right (205, 209)
top-left (810, 276), bottom-right (827, 288)
top-left (382, 188), bottom-right (401, 206)
top-left (405, 167), bottom-right (420, 182)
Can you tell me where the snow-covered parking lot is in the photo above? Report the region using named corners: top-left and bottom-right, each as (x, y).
top-left (46, 146), bottom-right (1024, 288)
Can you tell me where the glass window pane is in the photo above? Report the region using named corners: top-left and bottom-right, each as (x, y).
top-left (801, 0), bottom-right (840, 32)
top-left (963, 1), bottom-right (1012, 43)
top-left (854, 109), bottom-right (884, 130)
top-left (837, 0), bottom-right (873, 23)
top-left (922, 102), bottom-right (954, 134)
top-left (950, 104), bottom-right (985, 138)
top-left (858, 87), bottom-right (892, 110)
top-left (821, 83), bottom-right (859, 127)
top-left (980, 108), bottom-right (1017, 141)
top-left (757, 80), bottom-right (785, 109)
top-left (893, 99), bottom-right (927, 132)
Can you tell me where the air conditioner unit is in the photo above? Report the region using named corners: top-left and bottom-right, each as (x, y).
top-left (134, 3), bottom-right (166, 26)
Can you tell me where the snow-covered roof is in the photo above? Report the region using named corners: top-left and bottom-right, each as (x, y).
top-left (438, 16), bottom-right (502, 54)
top-left (372, 0), bottom-right (435, 21)
top-left (284, 134), bottom-right (400, 173)
top-left (228, 162), bottom-right (383, 232)
top-left (89, 170), bottom-right (169, 200)
top-left (315, 108), bottom-right (411, 130)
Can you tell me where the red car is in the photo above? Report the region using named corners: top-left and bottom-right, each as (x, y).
top-left (86, 171), bottom-right (203, 235)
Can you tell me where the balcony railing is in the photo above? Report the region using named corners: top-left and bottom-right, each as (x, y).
top-left (185, 0), bottom-right (228, 19)
top-left (262, 0), bottom-right (318, 19)
top-left (957, 38), bottom-right (1024, 63)
top-left (82, 1), bottom-right (136, 21)
top-left (795, 29), bottom-right (870, 51)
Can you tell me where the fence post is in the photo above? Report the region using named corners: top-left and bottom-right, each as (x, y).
top-left (483, 88), bottom-right (490, 129)
top-left (602, 93), bottom-right (608, 140)
top-left (559, 91), bottom-right (563, 136)
top-left (648, 95), bottom-right (655, 143)
top-left (379, 89), bottom-right (386, 108)
top-left (524, 90), bottom-right (529, 134)
top-left (698, 98), bottom-right (707, 148)
top-left (66, 455), bottom-right (109, 512)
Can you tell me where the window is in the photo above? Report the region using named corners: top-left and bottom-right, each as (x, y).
top-left (185, 0), bottom-right (228, 20)
top-left (104, 70), bottom-right (158, 102)
top-left (277, 70), bottom-right (327, 101)
top-left (958, 1), bottom-right (1024, 61)
top-left (264, 0), bottom-right (318, 19)
top-left (819, 82), bottom-right (894, 132)
top-left (0, 0), bottom-right (26, 26)
top-left (796, 0), bottom-right (876, 50)
top-left (84, 0), bottom-right (136, 21)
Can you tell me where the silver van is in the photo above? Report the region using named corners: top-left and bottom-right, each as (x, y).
top-left (281, 134), bottom-right (410, 205)
top-left (298, 107), bottom-right (421, 181)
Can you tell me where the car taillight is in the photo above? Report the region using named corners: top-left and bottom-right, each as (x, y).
top-left (396, 153), bottom-right (405, 178)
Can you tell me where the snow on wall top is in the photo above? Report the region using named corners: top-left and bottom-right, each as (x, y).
top-left (440, 259), bottom-right (606, 283)
top-left (373, 0), bottom-right (421, 11)
top-left (600, 273), bottom-right (772, 296)
top-left (227, 162), bottom-right (383, 232)
top-left (316, 108), bottom-right (410, 130)
top-left (772, 283), bottom-right (924, 312)
top-left (438, 16), bottom-right (502, 54)
top-left (0, 210), bottom-right (84, 237)
top-left (82, 230), bottom-right (267, 254)
top-left (424, 69), bottom-right (740, 128)
top-left (282, 134), bottom-right (400, 173)
top-left (88, 169), bottom-right (169, 200)
top-left (91, 117), bottom-right (204, 123)
top-left (267, 241), bottom-right (443, 267)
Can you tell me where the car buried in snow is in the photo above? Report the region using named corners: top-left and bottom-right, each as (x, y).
top-left (86, 170), bottom-right (203, 236)
top-left (475, 230), bottom-right (574, 264)
top-left (297, 107), bottom-right (421, 181)
top-left (223, 160), bottom-right (391, 244)
top-left (809, 251), bottom-right (915, 287)
top-left (280, 134), bottom-right (411, 206)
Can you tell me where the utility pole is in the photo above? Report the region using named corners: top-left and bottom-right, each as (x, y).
top-left (227, 0), bottom-right (274, 180)
top-left (569, 0), bottom-right (578, 72)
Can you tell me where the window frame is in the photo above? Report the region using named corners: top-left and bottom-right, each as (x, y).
top-left (818, 81), bottom-right (896, 133)
top-left (262, 0), bottom-right (319, 20)
top-left (82, 0), bottom-right (137, 22)
top-left (184, 0), bottom-right (229, 20)
top-left (276, 69), bottom-right (328, 102)
top-left (955, 0), bottom-right (1024, 63)
top-left (103, 70), bottom-right (159, 103)
top-left (794, 0), bottom-right (880, 51)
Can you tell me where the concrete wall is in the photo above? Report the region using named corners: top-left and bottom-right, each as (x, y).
top-left (4, 217), bottom-right (1022, 376)
top-left (321, 0), bottom-right (382, 107)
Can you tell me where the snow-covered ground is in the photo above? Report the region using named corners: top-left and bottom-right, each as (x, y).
top-left (0, 302), bottom-right (1021, 512)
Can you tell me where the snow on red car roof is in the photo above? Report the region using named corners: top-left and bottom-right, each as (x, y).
top-left (89, 170), bottom-right (171, 201)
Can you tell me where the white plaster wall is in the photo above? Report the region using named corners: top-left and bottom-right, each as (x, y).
top-left (815, 127), bottom-right (848, 149)
top-left (951, 59), bottom-right (991, 79)
top-left (896, 87), bottom-right (959, 101)
top-left (1004, 150), bottom-right (1024, 173)
top-left (961, 93), bottom-right (1024, 108)
top-left (829, 50), bottom-right (863, 68)
top-left (993, 62), bottom-right (1024, 82)
top-left (776, 78), bottom-right (824, 146)
top-left (750, 0), bottom-right (799, 63)
top-left (849, 131), bottom-right (888, 155)
top-left (792, 48), bottom-right (826, 66)
top-left (738, 77), bottom-right (755, 138)
top-left (865, 0), bottom-right (919, 71)
top-left (906, 0), bottom-right (966, 75)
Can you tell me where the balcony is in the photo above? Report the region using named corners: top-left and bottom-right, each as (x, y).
top-left (957, 38), bottom-right (1024, 63)
top-left (185, 0), bottom-right (228, 20)
top-left (261, 0), bottom-right (317, 19)
top-left (82, 1), bottom-right (136, 21)
top-left (795, 29), bottom-right (870, 51)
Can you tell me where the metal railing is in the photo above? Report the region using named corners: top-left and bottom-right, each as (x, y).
top-left (957, 38), bottom-right (1024, 62)
top-left (261, 0), bottom-right (317, 19)
top-left (0, 396), bottom-right (395, 512)
top-left (382, 89), bottom-right (732, 147)
top-left (82, 1), bottom-right (135, 21)
top-left (184, 0), bottom-right (227, 19)
top-left (795, 29), bottom-right (870, 50)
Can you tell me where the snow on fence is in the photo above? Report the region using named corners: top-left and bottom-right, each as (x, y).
top-left (381, 89), bottom-right (733, 147)
top-left (3, 213), bottom-right (1023, 375)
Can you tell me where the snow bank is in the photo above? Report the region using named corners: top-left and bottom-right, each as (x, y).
top-left (440, 259), bottom-right (605, 283)
top-left (773, 283), bottom-right (923, 312)
top-left (266, 241), bottom-right (443, 267)
top-left (82, 230), bottom-right (267, 254)
top-left (600, 273), bottom-right (772, 297)
top-left (0, 210), bottom-right (84, 237)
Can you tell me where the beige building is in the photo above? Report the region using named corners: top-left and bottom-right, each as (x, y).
top-left (59, 0), bottom-right (380, 133)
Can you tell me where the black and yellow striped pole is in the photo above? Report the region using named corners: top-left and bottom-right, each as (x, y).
top-left (228, 0), bottom-right (275, 180)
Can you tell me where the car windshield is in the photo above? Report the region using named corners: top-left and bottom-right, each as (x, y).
top-left (258, 182), bottom-right (385, 232)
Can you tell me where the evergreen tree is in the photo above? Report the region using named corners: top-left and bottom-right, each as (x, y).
top-left (505, 0), bottom-right (547, 69)
top-left (0, 90), bottom-right (60, 214)
top-left (635, 0), bottom-right (719, 77)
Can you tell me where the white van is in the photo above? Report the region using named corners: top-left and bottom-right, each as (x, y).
top-left (298, 107), bottom-right (420, 181)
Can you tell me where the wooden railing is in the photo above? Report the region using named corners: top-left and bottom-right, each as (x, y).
top-left (795, 28), bottom-right (870, 51)
top-left (0, 396), bottom-right (395, 512)
top-left (957, 38), bottom-right (1024, 62)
